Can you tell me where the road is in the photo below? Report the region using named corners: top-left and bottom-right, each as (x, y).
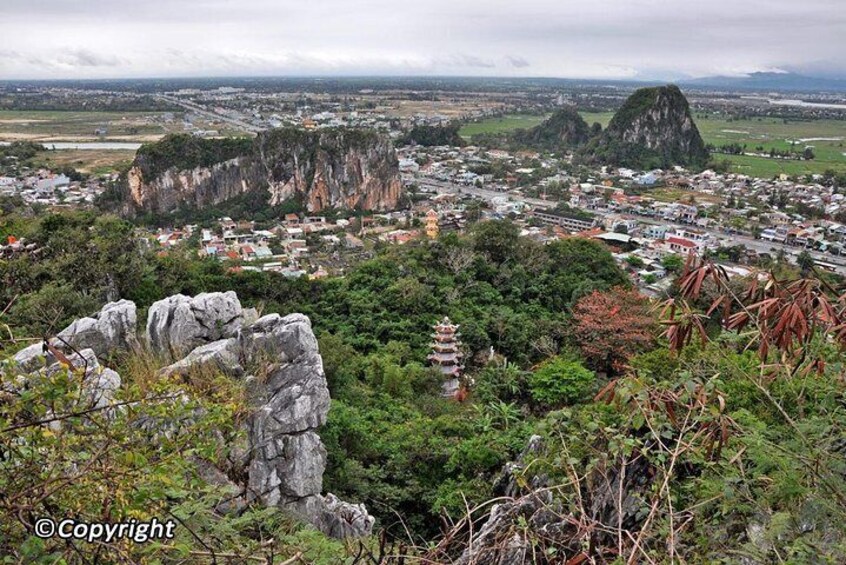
top-left (156, 95), bottom-right (262, 134)
top-left (418, 178), bottom-right (846, 275)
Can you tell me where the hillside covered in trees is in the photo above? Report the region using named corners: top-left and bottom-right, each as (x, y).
top-left (3, 209), bottom-right (846, 563)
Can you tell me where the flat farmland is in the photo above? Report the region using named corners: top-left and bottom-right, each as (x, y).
top-left (579, 111), bottom-right (846, 177)
top-left (0, 110), bottom-right (177, 142)
top-left (31, 148), bottom-right (137, 176)
top-left (695, 115), bottom-right (846, 177)
top-left (459, 114), bottom-right (548, 138)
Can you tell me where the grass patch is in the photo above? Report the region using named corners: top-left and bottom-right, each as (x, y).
top-left (31, 148), bottom-right (136, 175)
top-left (460, 114), bottom-right (548, 139)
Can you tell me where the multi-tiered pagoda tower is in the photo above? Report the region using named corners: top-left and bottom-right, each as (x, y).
top-left (428, 316), bottom-right (464, 397)
top-left (425, 209), bottom-right (440, 239)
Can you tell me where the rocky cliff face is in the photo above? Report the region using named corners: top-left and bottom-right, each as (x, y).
top-left (583, 85), bottom-right (709, 168)
top-left (10, 293), bottom-right (374, 539)
top-left (126, 129), bottom-right (402, 215)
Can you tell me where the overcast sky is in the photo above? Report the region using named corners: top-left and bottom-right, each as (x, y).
top-left (1, 0), bottom-right (844, 80)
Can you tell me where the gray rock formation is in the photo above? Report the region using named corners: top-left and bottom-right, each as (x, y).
top-left (11, 342), bottom-right (50, 374)
top-left (493, 434), bottom-right (546, 499)
top-left (146, 291), bottom-right (244, 360)
top-left (24, 348), bottom-right (121, 413)
top-left (56, 299), bottom-right (138, 357)
top-left (158, 338), bottom-right (242, 378)
top-left (147, 304), bottom-right (371, 538)
top-left (583, 84), bottom-right (709, 168)
top-left (458, 491), bottom-right (562, 565)
top-left (286, 494), bottom-right (376, 540)
top-left (11, 300), bottom-right (137, 372)
top-left (234, 313), bottom-right (371, 537)
top-left (9, 292), bottom-right (372, 539)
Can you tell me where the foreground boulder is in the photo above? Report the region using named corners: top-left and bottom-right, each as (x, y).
top-left (146, 291), bottom-right (244, 360)
top-left (11, 300), bottom-right (137, 372)
top-left (9, 348), bottom-right (121, 415)
top-left (57, 299), bottom-right (138, 358)
top-left (152, 303), bottom-right (372, 538)
top-left (9, 292), bottom-right (373, 539)
top-left (237, 314), bottom-right (371, 537)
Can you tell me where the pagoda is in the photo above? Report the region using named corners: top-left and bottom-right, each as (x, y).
top-left (425, 209), bottom-right (440, 239)
top-left (427, 316), bottom-right (464, 396)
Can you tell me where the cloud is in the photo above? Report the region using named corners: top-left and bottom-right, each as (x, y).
top-left (504, 56), bottom-right (530, 69)
top-left (434, 54), bottom-right (497, 69)
top-left (57, 49), bottom-right (122, 68)
top-left (0, 0), bottom-right (843, 80)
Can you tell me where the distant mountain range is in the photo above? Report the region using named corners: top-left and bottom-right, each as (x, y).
top-left (680, 72), bottom-right (846, 93)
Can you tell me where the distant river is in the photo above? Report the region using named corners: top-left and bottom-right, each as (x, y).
top-left (768, 99), bottom-right (846, 110)
top-left (0, 141), bottom-right (142, 150)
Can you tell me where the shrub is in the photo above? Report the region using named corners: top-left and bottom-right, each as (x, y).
top-left (528, 356), bottom-right (595, 407)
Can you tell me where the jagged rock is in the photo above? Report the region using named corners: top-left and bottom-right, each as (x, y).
top-left (242, 307), bottom-right (260, 326)
top-left (194, 458), bottom-right (247, 515)
top-left (582, 85), bottom-right (709, 168)
top-left (146, 292), bottom-right (244, 360)
top-left (126, 129), bottom-right (402, 215)
top-left (494, 434), bottom-right (546, 498)
top-left (57, 299), bottom-right (137, 358)
top-left (10, 342), bottom-right (50, 373)
top-left (158, 338), bottom-right (242, 378)
top-left (458, 491), bottom-right (565, 565)
top-left (241, 314), bottom-right (330, 433)
top-left (86, 367), bottom-right (122, 410)
top-left (26, 349), bottom-right (122, 413)
top-left (285, 494), bottom-right (375, 539)
top-left (10, 300), bottom-right (137, 372)
top-left (248, 431), bottom-right (326, 503)
top-left (10, 291), bottom-right (373, 539)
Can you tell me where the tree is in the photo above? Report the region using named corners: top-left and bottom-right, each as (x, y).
top-left (471, 220), bottom-right (520, 264)
top-left (570, 288), bottom-right (657, 374)
top-left (661, 254), bottom-right (684, 273)
top-left (796, 250), bottom-right (815, 274)
top-left (528, 356), bottom-right (594, 407)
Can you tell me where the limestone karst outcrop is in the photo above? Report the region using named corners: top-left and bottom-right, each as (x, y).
top-left (8, 292), bottom-right (374, 539)
top-left (581, 85), bottom-right (709, 168)
top-left (124, 128), bottom-right (402, 215)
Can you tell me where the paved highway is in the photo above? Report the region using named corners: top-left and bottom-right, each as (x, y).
top-left (156, 95), bottom-right (262, 134)
top-left (418, 178), bottom-right (846, 275)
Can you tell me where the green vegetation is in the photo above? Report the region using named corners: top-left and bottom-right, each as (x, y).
top-left (510, 107), bottom-right (591, 151)
top-left (527, 355), bottom-right (594, 406)
top-left (550, 202), bottom-right (596, 222)
top-left (399, 123), bottom-right (465, 146)
top-left (135, 133), bottom-right (253, 178)
top-left (695, 114), bottom-right (846, 177)
top-left (458, 114), bottom-right (548, 139)
top-left (0, 110), bottom-right (170, 141)
top-left (5, 208), bottom-right (846, 561)
top-left (0, 94), bottom-right (178, 112)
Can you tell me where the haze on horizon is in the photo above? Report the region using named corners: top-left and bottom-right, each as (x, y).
top-left (1, 0), bottom-right (844, 81)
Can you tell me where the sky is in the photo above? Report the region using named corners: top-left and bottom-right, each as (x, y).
top-left (1, 0), bottom-right (844, 80)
